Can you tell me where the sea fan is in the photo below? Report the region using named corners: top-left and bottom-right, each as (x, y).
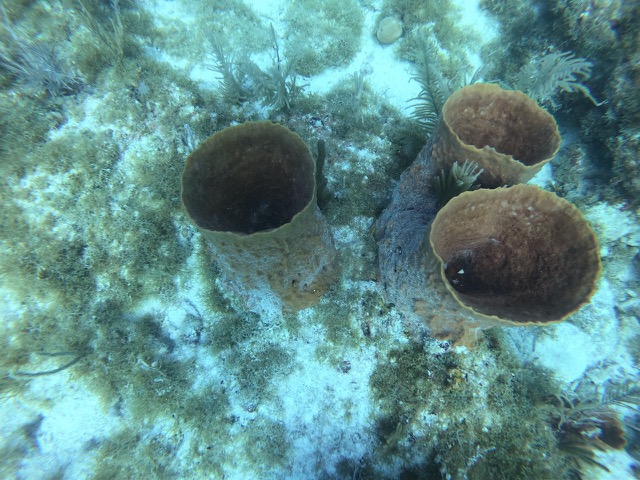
top-left (208, 32), bottom-right (248, 105)
top-left (399, 37), bottom-right (450, 156)
top-left (515, 50), bottom-right (601, 108)
top-left (0, 40), bottom-right (81, 95)
top-left (408, 38), bottom-right (449, 136)
top-left (432, 160), bottom-right (484, 207)
top-left (0, 5), bottom-right (81, 95)
top-left (237, 24), bottom-right (303, 111)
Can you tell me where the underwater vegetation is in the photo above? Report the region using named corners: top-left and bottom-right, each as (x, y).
top-left (209, 24), bottom-right (304, 110)
top-left (480, 0), bottom-right (640, 204)
top-left (283, 0), bottom-right (363, 76)
top-left (0, 0), bottom-right (638, 479)
top-left (0, 4), bottom-right (82, 95)
top-left (513, 50), bottom-right (601, 108)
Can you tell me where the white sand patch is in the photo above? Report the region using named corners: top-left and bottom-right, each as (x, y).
top-left (586, 202), bottom-right (640, 258)
top-left (249, 0), bottom-right (289, 29)
top-left (1, 373), bottom-right (118, 479)
top-left (305, 3), bottom-right (417, 113)
top-left (273, 310), bottom-right (378, 477)
top-left (504, 279), bottom-right (635, 387)
top-left (582, 449), bottom-right (638, 480)
top-left (528, 163), bottom-right (554, 189)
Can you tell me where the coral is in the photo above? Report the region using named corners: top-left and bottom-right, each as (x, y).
top-left (514, 50), bottom-right (600, 108)
top-left (208, 24), bottom-right (302, 111)
top-left (207, 32), bottom-right (248, 105)
top-left (369, 340), bottom-right (571, 479)
top-left (431, 83), bottom-right (561, 188)
top-left (241, 25), bottom-right (303, 111)
top-left (74, 0), bottom-right (125, 64)
top-left (181, 121), bottom-right (337, 314)
top-left (479, 0), bottom-right (640, 207)
top-left (612, 128), bottom-right (640, 204)
top-left (429, 185), bottom-right (601, 325)
top-left (2, 1), bottom-right (634, 477)
top-left (431, 159), bottom-right (484, 207)
top-left (376, 16), bottom-right (403, 45)
top-left (478, 1), bottom-right (554, 78)
top-left (404, 37), bottom-right (450, 146)
top-left (548, 393), bottom-right (631, 477)
top-left (0, 40), bottom-right (81, 95)
top-left (0, 6), bottom-right (81, 95)
top-left (382, 0), bottom-right (476, 78)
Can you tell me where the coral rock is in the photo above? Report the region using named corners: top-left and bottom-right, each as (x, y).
top-left (376, 16), bottom-right (403, 45)
top-left (375, 140), bottom-right (480, 345)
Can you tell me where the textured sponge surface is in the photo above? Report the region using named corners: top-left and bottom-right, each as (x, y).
top-left (430, 185), bottom-right (601, 324)
top-left (181, 121), bottom-right (314, 234)
top-left (181, 121), bottom-right (336, 314)
top-left (444, 84), bottom-right (560, 166)
top-left (432, 83), bottom-right (561, 188)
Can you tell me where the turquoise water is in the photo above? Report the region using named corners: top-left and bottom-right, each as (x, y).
top-left (0, 1), bottom-right (638, 479)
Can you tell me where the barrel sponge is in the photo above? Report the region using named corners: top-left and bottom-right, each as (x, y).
top-left (431, 83), bottom-right (561, 188)
top-left (429, 185), bottom-right (601, 325)
top-left (181, 121), bottom-right (337, 313)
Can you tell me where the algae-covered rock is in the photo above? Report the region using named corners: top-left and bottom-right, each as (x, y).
top-left (284, 0), bottom-right (363, 76)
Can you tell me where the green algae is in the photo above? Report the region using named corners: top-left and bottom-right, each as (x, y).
top-left (480, 0), bottom-right (640, 207)
top-left (369, 335), bottom-right (572, 479)
top-left (242, 417), bottom-right (291, 471)
top-left (0, 127), bottom-right (190, 306)
top-left (181, 0), bottom-right (270, 60)
top-left (225, 342), bottom-right (294, 403)
top-left (0, 94), bottom-right (62, 176)
top-left (92, 427), bottom-right (183, 480)
top-left (0, 5), bottom-right (408, 469)
top-left (382, 0), bottom-right (477, 79)
top-left (284, 0), bottom-right (363, 76)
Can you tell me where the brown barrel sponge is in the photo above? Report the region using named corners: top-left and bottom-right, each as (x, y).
top-left (429, 185), bottom-right (601, 325)
top-left (182, 121), bottom-right (337, 313)
top-left (431, 83), bottom-right (561, 188)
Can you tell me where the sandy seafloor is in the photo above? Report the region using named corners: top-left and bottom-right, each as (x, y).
top-left (1, 0), bottom-right (639, 479)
